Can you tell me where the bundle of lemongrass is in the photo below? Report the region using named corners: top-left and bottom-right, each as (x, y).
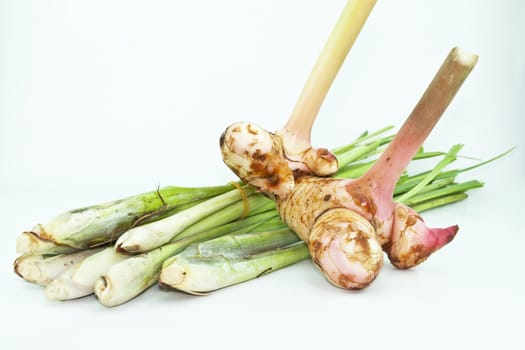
top-left (13, 127), bottom-right (505, 306)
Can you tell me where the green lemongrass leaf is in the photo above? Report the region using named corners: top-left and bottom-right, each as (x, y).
top-left (356, 130), bottom-right (369, 139)
top-left (336, 140), bottom-right (382, 170)
top-left (335, 148), bottom-right (450, 180)
top-left (338, 134), bottom-right (395, 166)
top-left (394, 177), bottom-right (455, 201)
top-left (332, 125), bottom-right (394, 155)
top-left (457, 147), bottom-right (515, 173)
top-left (411, 193), bottom-right (469, 213)
top-left (397, 144), bottom-right (464, 202)
top-left (334, 160), bottom-right (375, 179)
top-left (401, 180), bottom-right (483, 207)
top-left (396, 147), bottom-right (514, 192)
top-left (412, 151), bottom-right (448, 160)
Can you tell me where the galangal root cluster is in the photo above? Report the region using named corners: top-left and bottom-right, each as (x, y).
top-left (220, 46), bottom-right (478, 289)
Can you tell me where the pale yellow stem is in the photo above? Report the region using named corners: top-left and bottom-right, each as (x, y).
top-left (283, 0), bottom-right (377, 145)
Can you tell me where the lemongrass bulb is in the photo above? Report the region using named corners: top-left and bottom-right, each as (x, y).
top-left (14, 248), bottom-right (102, 286)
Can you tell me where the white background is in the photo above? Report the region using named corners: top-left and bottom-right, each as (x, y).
top-left (1, 0), bottom-right (524, 349)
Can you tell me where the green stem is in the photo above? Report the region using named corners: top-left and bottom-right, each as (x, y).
top-left (411, 193), bottom-right (469, 212)
top-left (397, 144), bottom-right (463, 202)
top-left (395, 147), bottom-right (514, 193)
top-left (176, 195), bottom-right (274, 240)
top-left (115, 186), bottom-right (256, 253)
top-left (336, 139), bottom-right (382, 170)
top-left (394, 177), bottom-right (455, 201)
top-left (401, 180), bottom-right (483, 207)
top-left (334, 160), bottom-right (375, 179)
top-left (332, 125), bottom-right (394, 155)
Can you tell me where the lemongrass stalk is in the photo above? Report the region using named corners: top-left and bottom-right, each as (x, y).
top-left (28, 184), bottom-right (234, 249)
top-left (179, 228), bottom-right (299, 259)
top-left (45, 247), bottom-right (130, 300)
top-left (115, 186), bottom-right (256, 253)
top-left (176, 196), bottom-right (275, 240)
top-left (159, 242), bottom-right (310, 294)
top-left (14, 248), bottom-right (103, 286)
top-left (16, 232), bottom-right (79, 255)
top-left (94, 211), bottom-right (276, 307)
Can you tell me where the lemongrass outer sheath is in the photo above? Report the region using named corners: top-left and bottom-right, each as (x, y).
top-left (45, 247), bottom-right (129, 300)
top-left (14, 248), bottom-right (103, 286)
top-left (16, 232), bottom-right (79, 255)
top-left (160, 229), bottom-right (307, 294)
top-left (27, 185), bottom-right (233, 249)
